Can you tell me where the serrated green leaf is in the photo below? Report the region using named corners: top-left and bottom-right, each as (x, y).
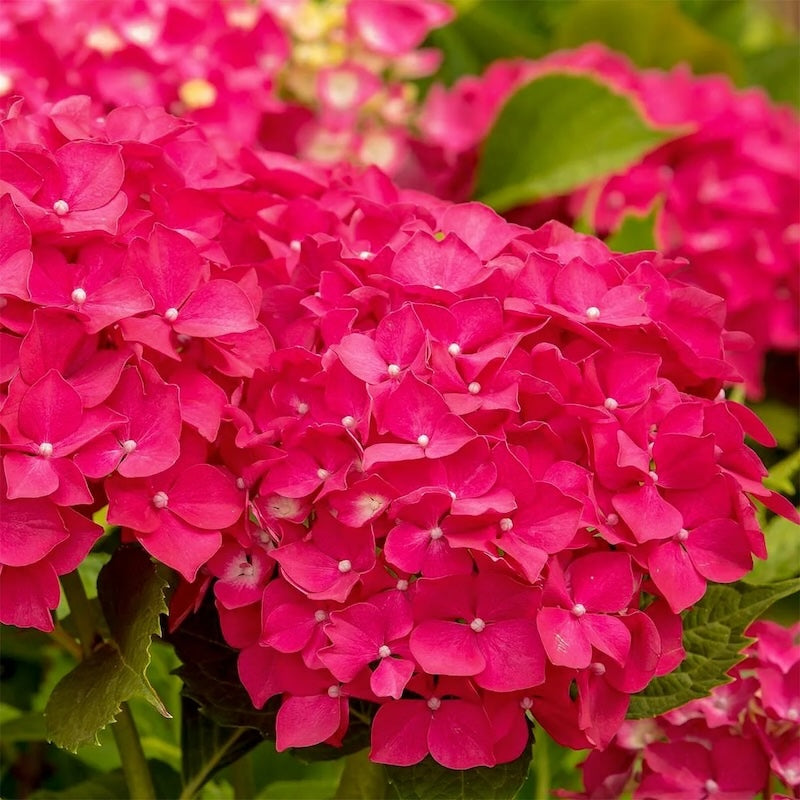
top-left (745, 512), bottom-right (800, 586)
top-left (44, 546), bottom-right (169, 751)
top-left (181, 696), bottom-right (264, 798)
top-left (475, 73), bottom-right (680, 212)
top-left (555, 0), bottom-right (743, 78)
top-left (605, 199), bottom-right (661, 253)
top-left (385, 747), bottom-right (532, 800)
top-left (628, 578), bottom-right (800, 718)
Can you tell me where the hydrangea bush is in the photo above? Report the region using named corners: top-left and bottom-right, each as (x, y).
top-left (1, 1), bottom-right (798, 798)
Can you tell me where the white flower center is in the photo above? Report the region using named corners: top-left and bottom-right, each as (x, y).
top-left (38, 442), bottom-right (54, 458)
top-left (704, 779), bottom-right (719, 793)
top-left (498, 517), bottom-right (515, 533)
top-left (604, 397), bottom-right (619, 411)
top-left (239, 561), bottom-right (254, 577)
top-left (396, 579), bottom-right (409, 591)
top-left (341, 415), bottom-right (356, 428)
top-left (590, 662), bottom-right (606, 676)
top-left (327, 685), bottom-right (340, 698)
top-left (447, 342), bottom-right (461, 356)
top-left (519, 697), bottom-right (533, 710)
top-left (152, 491), bottom-right (169, 509)
top-left (427, 697), bottom-right (441, 711)
top-left (71, 287), bottom-right (87, 305)
top-left (417, 434), bottom-right (430, 447)
top-left (53, 200), bottom-right (70, 216)
top-left (314, 609), bottom-right (327, 623)
top-left (235, 477), bottom-right (246, 490)
top-left (378, 645), bottom-right (391, 658)
top-left (121, 439), bottom-right (137, 454)
top-left (337, 559), bottom-right (352, 573)
top-left (677, 528), bottom-right (689, 542)
top-left (648, 470), bottom-right (659, 482)
top-left (429, 526), bottom-right (444, 540)
top-left (467, 381), bottom-right (481, 394)
top-left (357, 250), bottom-right (373, 260)
top-left (296, 402), bottom-right (310, 415)
top-left (585, 306), bottom-right (600, 320)
top-left (572, 603), bottom-right (587, 618)
top-left (606, 513), bottom-right (619, 526)
top-left (470, 617), bottom-right (486, 633)
top-left (787, 708), bottom-right (799, 721)
top-left (316, 468), bottom-right (331, 480)
top-left (289, 239), bottom-right (302, 252)
top-left (164, 307), bottom-right (179, 322)
top-left (387, 363), bottom-right (401, 377)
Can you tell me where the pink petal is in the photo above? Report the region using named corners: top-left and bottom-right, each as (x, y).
top-left (410, 620), bottom-right (485, 675)
top-left (569, 551), bottom-right (635, 612)
top-left (18, 369), bottom-right (82, 444)
top-left (174, 280), bottom-right (257, 338)
top-left (391, 232), bottom-right (483, 292)
top-left (612, 484), bottom-right (683, 542)
top-left (688, 519), bottom-right (753, 582)
top-left (276, 694), bottom-right (343, 751)
top-left (537, 607), bottom-right (592, 668)
top-left (4, 452), bottom-right (59, 499)
top-left (583, 614), bottom-right (632, 665)
top-left (0, 497), bottom-right (68, 566)
top-left (428, 701), bottom-right (495, 769)
top-left (475, 620), bottom-right (546, 692)
top-left (647, 540), bottom-right (707, 613)
top-left (371, 658), bottom-right (415, 699)
top-left (139, 513), bottom-right (221, 582)
top-left (55, 141), bottom-right (124, 209)
top-left (169, 465), bottom-right (243, 529)
top-left (370, 700), bottom-right (431, 766)
top-left (0, 562), bottom-right (60, 631)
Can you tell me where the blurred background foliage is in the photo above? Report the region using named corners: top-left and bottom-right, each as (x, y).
top-left (1, 1), bottom-right (797, 797)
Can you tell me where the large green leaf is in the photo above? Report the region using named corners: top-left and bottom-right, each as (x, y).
top-left (555, 0), bottom-right (743, 78)
top-left (605, 200), bottom-right (661, 252)
top-left (628, 578), bottom-right (800, 718)
top-left (44, 546), bottom-right (169, 751)
top-left (745, 512), bottom-right (800, 586)
top-left (475, 73), bottom-right (680, 212)
top-left (334, 750), bottom-right (388, 799)
top-left (385, 747), bottom-right (532, 800)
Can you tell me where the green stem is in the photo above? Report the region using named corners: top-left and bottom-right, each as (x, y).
top-left (60, 570), bottom-right (155, 800)
top-left (230, 752), bottom-right (255, 800)
top-left (179, 729), bottom-right (246, 800)
top-left (59, 571), bottom-right (97, 659)
top-left (534, 731), bottom-right (551, 800)
top-left (112, 703), bottom-right (157, 800)
top-left (48, 621), bottom-right (83, 661)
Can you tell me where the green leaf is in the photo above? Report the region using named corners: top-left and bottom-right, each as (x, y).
top-left (475, 73), bottom-right (680, 212)
top-left (31, 771), bottom-right (129, 799)
top-left (385, 747), bottom-right (532, 800)
top-left (257, 778), bottom-right (341, 800)
top-left (745, 44), bottom-right (800, 108)
top-left (168, 596), bottom-right (279, 736)
top-left (763, 448), bottom-right (800, 495)
top-left (0, 708), bottom-right (47, 742)
top-left (334, 749), bottom-right (388, 799)
top-left (555, 0), bottom-right (743, 78)
top-left (181, 696), bottom-right (264, 798)
top-left (752, 401), bottom-right (800, 451)
top-left (745, 512), bottom-right (800, 586)
top-left (44, 546), bottom-right (169, 751)
top-left (628, 578), bottom-right (800, 718)
top-left (605, 199), bottom-right (661, 252)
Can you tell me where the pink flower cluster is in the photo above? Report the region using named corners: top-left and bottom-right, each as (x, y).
top-left (570, 620), bottom-right (800, 799)
top-left (411, 44), bottom-right (800, 396)
top-left (0, 0), bottom-right (450, 168)
top-left (0, 96), bottom-right (795, 767)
